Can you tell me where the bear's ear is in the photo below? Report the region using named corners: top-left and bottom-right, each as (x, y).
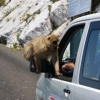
top-left (46, 36), bottom-right (51, 40)
top-left (47, 37), bottom-right (50, 40)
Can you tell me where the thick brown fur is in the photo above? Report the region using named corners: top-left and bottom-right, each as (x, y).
top-left (23, 34), bottom-right (61, 76)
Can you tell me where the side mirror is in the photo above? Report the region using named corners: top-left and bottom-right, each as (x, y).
top-left (29, 58), bottom-right (55, 78)
top-left (30, 58), bottom-right (36, 72)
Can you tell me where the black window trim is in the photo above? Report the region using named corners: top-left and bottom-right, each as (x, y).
top-left (59, 24), bottom-right (85, 62)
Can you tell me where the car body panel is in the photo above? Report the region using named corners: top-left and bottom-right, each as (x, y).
top-left (35, 13), bottom-right (100, 100)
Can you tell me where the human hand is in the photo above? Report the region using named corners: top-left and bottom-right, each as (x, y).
top-left (62, 62), bottom-right (74, 72)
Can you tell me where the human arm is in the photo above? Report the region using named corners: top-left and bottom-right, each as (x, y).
top-left (62, 62), bottom-right (74, 72)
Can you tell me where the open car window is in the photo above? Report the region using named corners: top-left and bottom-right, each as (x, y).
top-left (58, 24), bottom-right (85, 81)
top-left (30, 24), bottom-right (85, 80)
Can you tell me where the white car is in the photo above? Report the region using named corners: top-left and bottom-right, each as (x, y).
top-left (34, 13), bottom-right (100, 100)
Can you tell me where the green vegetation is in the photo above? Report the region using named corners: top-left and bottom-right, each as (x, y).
top-left (26, 14), bottom-right (31, 18)
top-left (16, 34), bottom-right (20, 40)
top-left (52, 25), bottom-right (57, 31)
top-left (12, 42), bottom-right (23, 50)
top-left (34, 9), bottom-right (41, 14)
top-left (10, 42), bottom-right (23, 50)
top-left (13, 18), bottom-right (16, 22)
top-left (5, 11), bottom-right (11, 17)
top-left (6, 18), bottom-right (11, 22)
top-left (27, 18), bottom-right (32, 24)
top-left (0, 0), bottom-right (5, 6)
top-left (24, 15), bottom-right (30, 22)
top-left (48, 5), bottom-right (52, 11)
top-left (36, 3), bottom-right (38, 5)
top-left (5, 8), bottom-right (15, 17)
top-left (21, 6), bottom-right (31, 22)
top-left (52, 0), bottom-right (59, 3)
top-left (25, 14), bottom-right (32, 22)
top-left (21, 14), bottom-right (35, 24)
top-left (13, 42), bottom-right (18, 49)
top-left (32, 15), bottom-right (35, 20)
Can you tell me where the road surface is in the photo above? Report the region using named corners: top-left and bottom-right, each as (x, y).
top-left (0, 44), bottom-right (40, 100)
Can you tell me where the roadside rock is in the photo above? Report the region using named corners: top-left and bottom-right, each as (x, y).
top-left (0, 0), bottom-right (69, 48)
top-left (19, 9), bottom-right (53, 45)
top-left (50, 0), bottom-right (68, 27)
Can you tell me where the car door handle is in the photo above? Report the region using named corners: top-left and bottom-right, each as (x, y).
top-left (63, 89), bottom-right (70, 94)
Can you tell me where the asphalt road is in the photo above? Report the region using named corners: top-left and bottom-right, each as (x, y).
top-left (0, 44), bottom-right (40, 100)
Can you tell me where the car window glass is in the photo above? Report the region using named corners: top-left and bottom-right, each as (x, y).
top-left (83, 30), bottom-right (100, 81)
top-left (63, 29), bottom-right (83, 60)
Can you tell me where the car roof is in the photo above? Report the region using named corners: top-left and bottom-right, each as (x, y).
top-left (59, 13), bottom-right (100, 41)
top-left (71, 13), bottom-right (100, 24)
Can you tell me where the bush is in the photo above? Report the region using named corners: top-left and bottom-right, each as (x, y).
top-left (52, 0), bottom-right (59, 3)
top-left (17, 34), bottom-right (20, 40)
top-left (34, 9), bottom-right (41, 14)
top-left (36, 3), bottom-right (38, 5)
top-left (13, 42), bottom-right (18, 49)
top-left (6, 18), bottom-right (11, 22)
top-left (5, 8), bottom-right (15, 17)
top-left (0, 0), bottom-right (5, 6)
top-left (48, 5), bottom-right (52, 11)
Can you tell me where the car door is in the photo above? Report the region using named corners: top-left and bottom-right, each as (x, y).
top-left (73, 21), bottom-right (100, 100)
top-left (43, 22), bottom-right (86, 100)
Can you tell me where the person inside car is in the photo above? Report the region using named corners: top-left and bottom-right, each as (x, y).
top-left (62, 62), bottom-right (75, 72)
